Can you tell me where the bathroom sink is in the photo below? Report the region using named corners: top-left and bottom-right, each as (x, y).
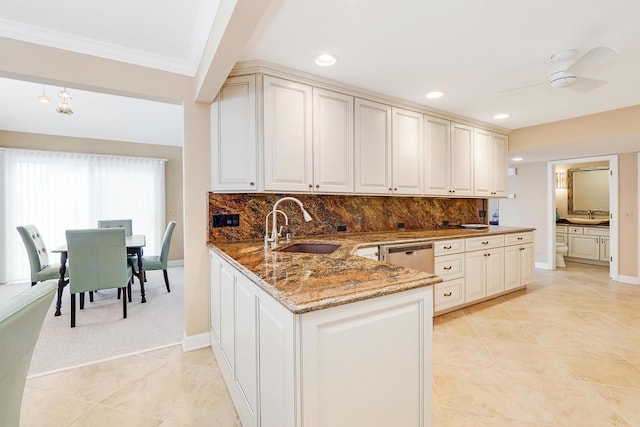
top-left (276, 242), bottom-right (340, 254)
top-left (566, 218), bottom-right (608, 225)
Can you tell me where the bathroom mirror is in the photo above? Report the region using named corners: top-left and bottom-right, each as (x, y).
top-left (567, 166), bottom-right (609, 215)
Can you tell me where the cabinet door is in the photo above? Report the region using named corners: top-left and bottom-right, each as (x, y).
top-left (313, 88), bottom-right (354, 193)
top-left (450, 123), bottom-right (473, 196)
top-left (424, 115), bottom-right (451, 196)
top-left (210, 252), bottom-right (221, 343)
top-left (354, 98), bottom-right (392, 194)
top-left (211, 75), bottom-right (257, 191)
top-left (219, 262), bottom-right (236, 372)
top-left (503, 245), bottom-right (520, 290)
top-left (235, 274), bottom-right (258, 421)
top-left (519, 244), bottom-right (535, 286)
top-left (258, 293), bottom-right (296, 427)
top-left (568, 234), bottom-right (600, 260)
top-left (392, 107), bottom-right (424, 195)
top-left (600, 236), bottom-right (611, 261)
top-left (465, 250), bottom-right (486, 302)
top-left (263, 76), bottom-right (313, 192)
top-left (485, 248), bottom-right (505, 296)
top-left (473, 128), bottom-right (492, 197)
top-left (492, 133), bottom-right (508, 197)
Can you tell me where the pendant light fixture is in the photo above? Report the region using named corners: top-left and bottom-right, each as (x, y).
top-left (56, 87), bottom-right (73, 115)
top-left (38, 85), bottom-right (50, 104)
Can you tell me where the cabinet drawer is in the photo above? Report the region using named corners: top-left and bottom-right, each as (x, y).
top-left (434, 278), bottom-right (465, 312)
top-left (568, 226), bottom-right (583, 234)
top-left (504, 232), bottom-right (534, 246)
top-left (434, 239), bottom-right (465, 256)
top-left (555, 225), bottom-right (568, 233)
top-left (465, 235), bottom-right (504, 251)
top-left (434, 253), bottom-right (465, 280)
top-left (556, 233), bottom-right (567, 244)
top-left (583, 227), bottom-right (609, 237)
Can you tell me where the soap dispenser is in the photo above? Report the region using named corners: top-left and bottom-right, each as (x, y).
top-left (555, 208), bottom-right (560, 222)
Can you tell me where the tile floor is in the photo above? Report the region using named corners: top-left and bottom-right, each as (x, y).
top-left (21, 262), bottom-right (640, 426)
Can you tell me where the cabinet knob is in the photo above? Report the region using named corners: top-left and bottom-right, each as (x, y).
top-left (443, 266), bottom-right (452, 270)
top-left (393, 187), bottom-right (398, 191)
top-left (316, 184), bottom-right (320, 188)
top-left (389, 187), bottom-right (393, 191)
top-left (443, 292), bottom-right (452, 297)
top-left (308, 184), bottom-right (313, 188)
top-left (249, 182), bottom-right (255, 186)
top-left (482, 241), bottom-right (489, 245)
top-left (443, 245), bottom-right (452, 250)
top-left (517, 237), bottom-right (523, 240)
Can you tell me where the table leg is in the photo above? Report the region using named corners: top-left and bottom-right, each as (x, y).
top-left (136, 249), bottom-right (146, 303)
top-left (55, 252), bottom-right (68, 316)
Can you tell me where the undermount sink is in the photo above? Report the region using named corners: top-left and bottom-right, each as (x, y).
top-left (276, 242), bottom-right (340, 254)
top-left (566, 218), bottom-right (608, 225)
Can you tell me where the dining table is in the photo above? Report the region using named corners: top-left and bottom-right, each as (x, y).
top-left (51, 234), bottom-right (147, 316)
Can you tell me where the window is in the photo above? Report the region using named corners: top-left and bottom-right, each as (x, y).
top-left (0, 148), bottom-right (166, 283)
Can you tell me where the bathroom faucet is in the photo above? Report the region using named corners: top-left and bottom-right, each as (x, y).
top-left (265, 197), bottom-right (313, 249)
top-left (587, 209), bottom-right (593, 219)
top-left (265, 209), bottom-right (289, 241)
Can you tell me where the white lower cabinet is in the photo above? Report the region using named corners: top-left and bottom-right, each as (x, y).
top-left (465, 247), bottom-right (504, 302)
top-left (209, 249), bottom-right (433, 427)
top-left (504, 232), bottom-right (535, 291)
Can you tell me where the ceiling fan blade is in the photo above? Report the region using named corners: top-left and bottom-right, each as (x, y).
top-left (567, 47), bottom-right (618, 75)
top-left (499, 80), bottom-right (547, 95)
top-left (570, 77), bottom-right (607, 93)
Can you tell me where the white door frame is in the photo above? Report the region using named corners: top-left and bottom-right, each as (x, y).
top-left (547, 155), bottom-right (618, 279)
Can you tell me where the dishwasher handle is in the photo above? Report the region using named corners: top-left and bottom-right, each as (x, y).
top-left (383, 242), bottom-right (433, 254)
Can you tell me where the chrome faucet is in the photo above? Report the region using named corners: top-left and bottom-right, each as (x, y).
top-left (587, 209), bottom-right (593, 219)
top-left (264, 197), bottom-right (313, 249)
top-left (265, 209), bottom-right (289, 241)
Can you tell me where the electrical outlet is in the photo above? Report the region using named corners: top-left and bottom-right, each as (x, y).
top-left (212, 214), bottom-right (240, 227)
top-left (397, 222), bottom-right (405, 229)
top-left (479, 210), bottom-right (486, 217)
top-left (337, 225), bottom-right (347, 232)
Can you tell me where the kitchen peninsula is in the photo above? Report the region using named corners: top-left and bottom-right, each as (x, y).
top-left (209, 225), bottom-right (534, 427)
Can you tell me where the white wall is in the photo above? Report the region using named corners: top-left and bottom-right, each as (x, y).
top-left (499, 162), bottom-right (549, 266)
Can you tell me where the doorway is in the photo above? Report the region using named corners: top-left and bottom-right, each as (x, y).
top-left (548, 155), bottom-right (618, 279)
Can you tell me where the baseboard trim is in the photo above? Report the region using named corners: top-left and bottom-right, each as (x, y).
top-left (535, 262), bottom-right (551, 270)
top-left (168, 259), bottom-right (184, 267)
top-left (617, 275), bottom-right (639, 285)
top-left (182, 331), bottom-right (210, 352)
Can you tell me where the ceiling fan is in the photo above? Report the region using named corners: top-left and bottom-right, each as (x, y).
top-left (503, 46), bottom-right (618, 94)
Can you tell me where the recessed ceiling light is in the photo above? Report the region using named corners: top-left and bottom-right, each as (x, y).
top-left (512, 157), bottom-right (523, 162)
top-left (314, 53), bottom-right (336, 67)
top-left (493, 113), bottom-right (510, 120)
top-left (425, 91), bottom-right (444, 99)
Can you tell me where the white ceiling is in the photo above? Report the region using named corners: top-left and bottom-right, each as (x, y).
top-left (1, 0), bottom-right (640, 158)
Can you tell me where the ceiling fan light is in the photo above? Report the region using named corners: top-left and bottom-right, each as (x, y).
top-left (550, 75), bottom-right (577, 88)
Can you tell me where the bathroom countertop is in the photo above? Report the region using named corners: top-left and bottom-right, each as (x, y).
top-left (209, 226), bottom-right (535, 314)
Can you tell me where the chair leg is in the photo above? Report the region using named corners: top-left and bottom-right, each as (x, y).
top-left (79, 292), bottom-right (85, 310)
top-left (32, 281), bottom-right (37, 286)
top-left (71, 293), bottom-right (76, 328)
top-left (122, 286), bottom-right (127, 319)
top-left (89, 291), bottom-right (94, 302)
top-left (128, 279), bottom-right (132, 303)
top-left (117, 288), bottom-right (121, 299)
top-left (163, 269), bottom-right (171, 292)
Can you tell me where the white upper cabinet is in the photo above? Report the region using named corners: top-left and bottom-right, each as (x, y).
top-left (474, 129), bottom-right (508, 198)
top-left (449, 123), bottom-right (474, 196)
top-left (424, 115), bottom-right (451, 196)
top-left (263, 76), bottom-right (314, 192)
top-left (312, 88), bottom-right (354, 193)
top-left (392, 107), bottom-right (424, 195)
top-left (354, 99), bottom-right (393, 194)
top-left (211, 75), bottom-right (258, 191)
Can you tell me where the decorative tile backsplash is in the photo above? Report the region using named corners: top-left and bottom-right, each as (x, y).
top-left (209, 193), bottom-right (486, 242)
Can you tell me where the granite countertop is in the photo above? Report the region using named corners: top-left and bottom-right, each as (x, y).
top-left (209, 225), bottom-right (535, 314)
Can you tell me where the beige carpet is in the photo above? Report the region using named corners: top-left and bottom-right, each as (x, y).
top-left (2, 265), bottom-right (184, 376)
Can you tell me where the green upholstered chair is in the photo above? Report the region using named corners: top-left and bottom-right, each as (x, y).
top-left (133, 221), bottom-right (176, 292)
top-left (17, 225), bottom-right (68, 286)
top-left (97, 219), bottom-right (133, 237)
top-left (65, 228), bottom-right (133, 328)
top-left (0, 280), bottom-right (57, 426)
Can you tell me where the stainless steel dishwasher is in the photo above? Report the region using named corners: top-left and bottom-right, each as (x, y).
top-left (379, 242), bottom-right (434, 273)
